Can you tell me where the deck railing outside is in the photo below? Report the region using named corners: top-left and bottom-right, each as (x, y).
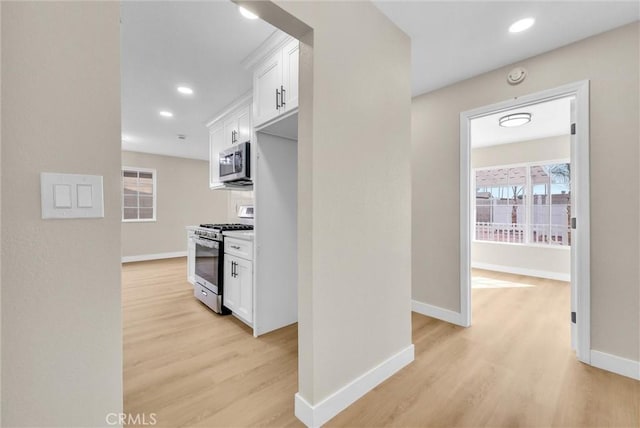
top-left (475, 222), bottom-right (570, 246)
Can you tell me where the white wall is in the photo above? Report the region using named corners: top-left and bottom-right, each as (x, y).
top-left (2, 2), bottom-right (122, 425)
top-left (227, 190), bottom-right (254, 223)
top-left (121, 151), bottom-right (229, 258)
top-left (472, 136), bottom-right (571, 280)
top-left (237, 1), bottom-right (413, 421)
top-left (412, 23), bottom-right (639, 362)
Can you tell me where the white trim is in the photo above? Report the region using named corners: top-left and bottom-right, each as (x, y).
top-left (460, 80), bottom-right (591, 363)
top-left (471, 262), bottom-right (570, 282)
top-left (241, 30), bottom-right (293, 70)
top-left (122, 166), bottom-right (157, 222)
top-left (294, 345), bottom-right (415, 428)
top-left (121, 251), bottom-right (186, 263)
top-left (411, 300), bottom-right (467, 327)
top-left (590, 350), bottom-right (640, 380)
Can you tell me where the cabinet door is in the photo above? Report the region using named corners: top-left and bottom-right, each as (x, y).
top-left (223, 116), bottom-right (238, 146)
top-left (282, 40), bottom-right (299, 113)
top-left (187, 234), bottom-right (196, 285)
top-left (209, 126), bottom-right (225, 188)
top-left (236, 105), bottom-right (252, 144)
top-left (253, 50), bottom-right (283, 127)
top-left (235, 257), bottom-right (253, 323)
top-left (223, 256), bottom-right (239, 312)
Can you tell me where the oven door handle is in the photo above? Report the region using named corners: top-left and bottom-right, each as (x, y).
top-left (196, 237), bottom-right (219, 249)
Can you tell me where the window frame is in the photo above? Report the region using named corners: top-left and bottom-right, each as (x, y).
top-left (121, 166), bottom-right (157, 223)
top-left (472, 158), bottom-right (570, 248)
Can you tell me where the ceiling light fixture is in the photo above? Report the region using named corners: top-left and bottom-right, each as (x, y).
top-left (177, 86), bottom-right (193, 95)
top-left (159, 111), bottom-right (173, 118)
top-left (239, 6), bottom-right (259, 20)
top-left (499, 112), bottom-right (532, 127)
top-left (509, 17), bottom-right (535, 33)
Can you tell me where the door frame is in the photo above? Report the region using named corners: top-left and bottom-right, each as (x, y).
top-left (459, 80), bottom-right (591, 363)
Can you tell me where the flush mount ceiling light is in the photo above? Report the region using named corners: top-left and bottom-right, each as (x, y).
top-left (499, 112), bottom-right (532, 127)
top-left (509, 17), bottom-right (535, 33)
top-left (177, 86), bottom-right (193, 95)
top-left (159, 111), bottom-right (173, 118)
top-left (239, 6), bottom-right (258, 20)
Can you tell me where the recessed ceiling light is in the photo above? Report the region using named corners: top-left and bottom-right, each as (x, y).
top-left (159, 111), bottom-right (173, 118)
top-left (239, 6), bottom-right (258, 20)
top-left (499, 112), bottom-right (532, 127)
top-left (177, 86), bottom-right (193, 95)
top-left (509, 17), bottom-right (535, 33)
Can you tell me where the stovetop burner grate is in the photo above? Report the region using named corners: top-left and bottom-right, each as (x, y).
top-left (199, 223), bottom-right (254, 231)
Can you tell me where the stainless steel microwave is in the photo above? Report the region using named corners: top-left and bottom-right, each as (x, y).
top-left (219, 142), bottom-right (251, 184)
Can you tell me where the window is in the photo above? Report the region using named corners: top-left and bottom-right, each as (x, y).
top-left (474, 162), bottom-right (570, 246)
top-left (122, 167), bottom-right (156, 222)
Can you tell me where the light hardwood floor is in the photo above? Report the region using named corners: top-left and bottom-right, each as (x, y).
top-left (123, 260), bottom-right (639, 427)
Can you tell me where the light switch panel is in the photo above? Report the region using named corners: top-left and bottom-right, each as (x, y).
top-left (54, 184), bottom-right (72, 208)
top-left (41, 172), bottom-right (104, 219)
top-left (77, 184), bottom-right (93, 208)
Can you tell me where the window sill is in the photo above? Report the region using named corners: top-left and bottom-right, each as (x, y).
top-left (122, 219), bottom-right (157, 223)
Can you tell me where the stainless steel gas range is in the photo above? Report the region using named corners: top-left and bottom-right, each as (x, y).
top-left (193, 223), bottom-right (253, 314)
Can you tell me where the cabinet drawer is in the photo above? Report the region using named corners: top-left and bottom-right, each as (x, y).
top-left (225, 237), bottom-right (253, 260)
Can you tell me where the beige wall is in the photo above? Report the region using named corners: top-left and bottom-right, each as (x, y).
top-left (271, 1), bottom-right (413, 405)
top-left (121, 151), bottom-right (229, 258)
top-left (472, 136), bottom-right (571, 277)
top-left (2, 2), bottom-right (122, 425)
top-left (413, 23), bottom-right (639, 361)
top-left (0, 2), bottom-right (3, 420)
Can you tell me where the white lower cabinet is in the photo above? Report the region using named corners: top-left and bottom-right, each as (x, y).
top-left (187, 229), bottom-right (196, 285)
top-left (223, 238), bottom-right (253, 325)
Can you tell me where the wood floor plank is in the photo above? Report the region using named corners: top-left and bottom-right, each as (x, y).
top-left (123, 260), bottom-right (639, 427)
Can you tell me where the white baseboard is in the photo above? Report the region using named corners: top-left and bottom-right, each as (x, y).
top-left (411, 300), bottom-right (467, 327)
top-left (294, 344), bottom-right (415, 428)
top-left (590, 350), bottom-right (640, 380)
top-left (121, 251), bottom-right (187, 263)
top-left (472, 262), bottom-right (570, 282)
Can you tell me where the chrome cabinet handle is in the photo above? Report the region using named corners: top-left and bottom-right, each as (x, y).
top-left (201, 289), bottom-right (208, 296)
top-left (231, 245), bottom-right (241, 250)
top-left (281, 85), bottom-right (286, 107)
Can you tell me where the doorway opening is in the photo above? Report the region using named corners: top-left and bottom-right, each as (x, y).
top-left (460, 81), bottom-right (591, 362)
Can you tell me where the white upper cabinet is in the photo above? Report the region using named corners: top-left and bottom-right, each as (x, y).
top-left (281, 39), bottom-right (299, 113)
top-left (252, 38), bottom-right (299, 129)
top-left (206, 93), bottom-right (253, 190)
top-left (208, 125), bottom-right (225, 189)
top-left (253, 50), bottom-right (283, 127)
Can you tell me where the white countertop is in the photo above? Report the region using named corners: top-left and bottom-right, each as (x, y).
top-left (185, 225), bottom-right (198, 231)
top-left (223, 230), bottom-right (254, 241)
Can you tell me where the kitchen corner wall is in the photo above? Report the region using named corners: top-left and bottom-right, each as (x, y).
top-left (412, 22), bottom-right (640, 361)
top-left (2, 2), bottom-right (122, 426)
top-left (121, 151), bottom-right (229, 258)
top-left (245, 0), bottom-right (413, 414)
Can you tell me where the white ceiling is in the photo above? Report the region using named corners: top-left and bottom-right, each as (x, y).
top-left (120, 1), bottom-right (275, 160)
top-left (121, 1), bottom-right (639, 160)
top-left (471, 96), bottom-right (571, 148)
top-left (374, 1), bottom-right (640, 96)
